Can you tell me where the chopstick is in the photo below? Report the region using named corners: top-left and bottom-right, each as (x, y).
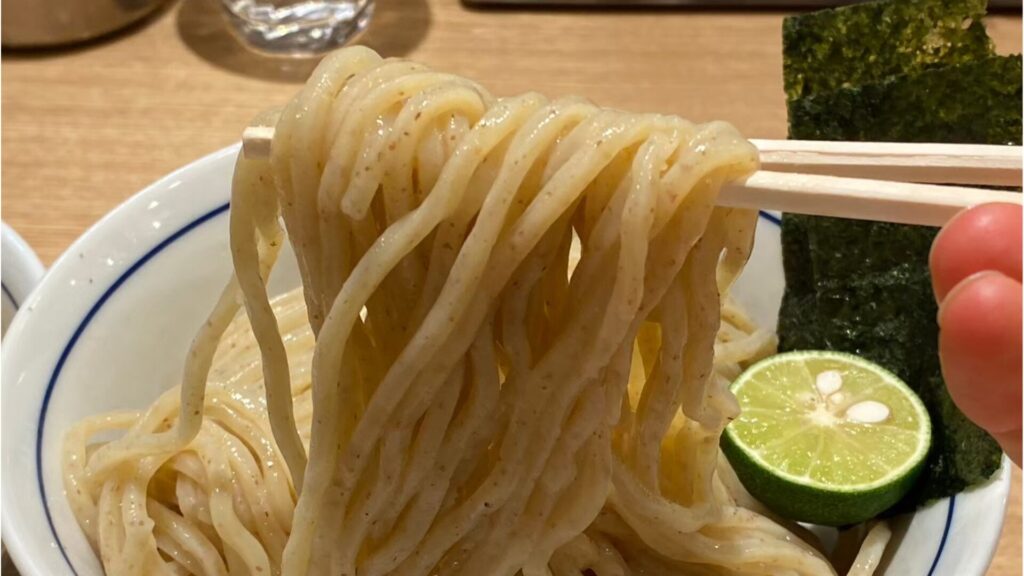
top-left (240, 127), bottom-right (1022, 227)
top-left (242, 126), bottom-right (274, 159)
top-left (719, 172), bottom-right (1020, 227)
top-left (752, 140), bottom-right (1022, 187)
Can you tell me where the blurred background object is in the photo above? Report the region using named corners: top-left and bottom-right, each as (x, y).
top-left (219, 0), bottom-right (375, 56)
top-left (1, 0), bottom-right (167, 47)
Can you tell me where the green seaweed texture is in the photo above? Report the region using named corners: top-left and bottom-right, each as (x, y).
top-left (782, 0), bottom-right (993, 101)
top-left (791, 56), bottom-right (1023, 145)
top-left (780, 0), bottom-right (1020, 509)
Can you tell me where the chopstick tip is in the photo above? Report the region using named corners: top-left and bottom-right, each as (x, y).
top-left (242, 126), bottom-right (274, 159)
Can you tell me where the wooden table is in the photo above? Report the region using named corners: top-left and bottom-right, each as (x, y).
top-left (2, 0), bottom-right (1020, 574)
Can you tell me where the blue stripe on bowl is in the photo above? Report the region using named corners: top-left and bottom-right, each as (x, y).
top-left (31, 207), bottom-right (953, 576)
top-left (758, 210), bottom-right (782, 227)
top-left (927, 496), bottom-right (956, 576)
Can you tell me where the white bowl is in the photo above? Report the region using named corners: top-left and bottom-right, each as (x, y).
top-left (1, 144), bottom-right (1010, 576)
top-left (1, 223), bottom-right (46, 336)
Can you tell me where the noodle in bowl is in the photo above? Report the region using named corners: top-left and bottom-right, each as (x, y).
top-left (1, 52), bottom-right (1012, 576)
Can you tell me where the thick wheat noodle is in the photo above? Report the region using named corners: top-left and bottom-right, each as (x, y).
top-left (847, 523), bottom-right (892, 576)
top-left (64, 46), bottom-right (893, 576)
top-left (289, 99), bottom-right (539, 571)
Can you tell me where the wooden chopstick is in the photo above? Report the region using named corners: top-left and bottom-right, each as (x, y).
top-left (243, 129), bottom-right (1021, 187)
top-left (242, 126), bottom-right (274, 159)
top-left (240, 127), bottom-right (1022, 226)
top-left (753, 139), bottom-right (1023, 187)
top-left (720, 171), bottom-right (1021, 227)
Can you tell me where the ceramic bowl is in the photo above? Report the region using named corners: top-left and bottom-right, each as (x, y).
top-left (1, 144), bottom-right (1010, 576)
top-left (1, 222), bottom-right (45, 336)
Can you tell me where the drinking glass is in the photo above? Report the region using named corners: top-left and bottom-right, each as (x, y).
top-left (219, 0), bottom-right (374, 56)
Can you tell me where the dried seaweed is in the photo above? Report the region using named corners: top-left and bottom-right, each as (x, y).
top-left (782, 0), bottom-right (993, 101)
top-left (790, 56), bottom-right (1023, 144)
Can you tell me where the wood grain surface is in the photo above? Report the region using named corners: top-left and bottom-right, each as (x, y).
top-left (1, 0), bottom-right (1020, 574)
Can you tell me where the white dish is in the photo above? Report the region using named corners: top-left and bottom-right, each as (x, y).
top-left (1, 223), bottom-right (46, 336)
top-left (1, 144), bottom-right (1010, 576)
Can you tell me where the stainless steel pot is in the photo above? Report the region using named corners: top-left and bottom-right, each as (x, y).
top-left (2, 0), bottom-right (166, 47)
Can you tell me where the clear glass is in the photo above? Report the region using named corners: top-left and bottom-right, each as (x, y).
top-left (219, 0), bottom-right (374, 56)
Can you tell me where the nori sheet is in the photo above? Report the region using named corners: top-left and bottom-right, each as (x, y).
top-left (790, 56), bottom-right (1023, 144)
top-left (782, 0), bottom-right (993, 101)
top-left (779, 0), bottom-right (1020, 510)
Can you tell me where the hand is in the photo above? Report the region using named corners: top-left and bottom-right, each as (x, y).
top-left (930, 203), bottom-right (1022, 466)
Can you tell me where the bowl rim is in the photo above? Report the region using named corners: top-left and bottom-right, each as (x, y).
top-left (0, 143), bottom-right (1009, 576)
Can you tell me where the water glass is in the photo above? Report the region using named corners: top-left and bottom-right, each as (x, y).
top-left (220, 0), bottom-right (374, 56)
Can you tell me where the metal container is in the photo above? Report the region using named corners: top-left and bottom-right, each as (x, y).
top-left (2, 0), bottom-right (166, 48)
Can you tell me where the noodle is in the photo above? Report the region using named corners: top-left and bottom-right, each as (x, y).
top-left (64, 46), bottom-right (887, 576)
top-left (847, 523), bottom-right (892, 576)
